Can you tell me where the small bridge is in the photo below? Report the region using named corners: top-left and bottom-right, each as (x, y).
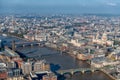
top-left (57, 68), bottom-right (100, 75)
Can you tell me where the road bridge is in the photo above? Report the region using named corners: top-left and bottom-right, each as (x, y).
top-left (57, 68), bottom-right (116, 80)
top-left (57, 68), bottom-right (100, 75)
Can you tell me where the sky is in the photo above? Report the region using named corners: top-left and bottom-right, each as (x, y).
top-left (0, 0), bottom-right (120, 14)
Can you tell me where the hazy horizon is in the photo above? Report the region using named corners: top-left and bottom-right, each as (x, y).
top-left (0, 0), bottom-right (120, 14)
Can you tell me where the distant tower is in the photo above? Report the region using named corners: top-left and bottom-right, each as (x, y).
top-left (12, 40), bottom-right (15, 51)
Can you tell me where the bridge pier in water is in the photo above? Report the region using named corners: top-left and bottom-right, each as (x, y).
top-left (58, 68), bottom-right (100, 76)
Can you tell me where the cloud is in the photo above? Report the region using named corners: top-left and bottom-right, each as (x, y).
top-left (107, 2), bottom-right (117, 6)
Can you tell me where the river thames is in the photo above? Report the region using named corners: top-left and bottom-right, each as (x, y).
top-left (16, 46), bottom-right (114, 80)
top-left (0, 35), bottom-right (114, 80)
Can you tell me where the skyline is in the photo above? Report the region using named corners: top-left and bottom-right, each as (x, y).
top-left (0, 0), bottom-right (120, 14)
top-left (0, 1), bottom-right (120, 80)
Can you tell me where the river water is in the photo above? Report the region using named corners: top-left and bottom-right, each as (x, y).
top-left (16, 46), bottom-right (114, 80)
top-left (0, 35), bottom-right (114, 80)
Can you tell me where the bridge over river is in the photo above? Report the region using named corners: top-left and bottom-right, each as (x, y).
top-left (57, 68), bottom-right (100, 75)
top-left (57, 68), bottom-right (116, 80)
top-left (11, 41), bottom-right (45, 48)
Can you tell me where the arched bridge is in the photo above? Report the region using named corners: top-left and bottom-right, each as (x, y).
top-left (57, 68), bottom-right (100, 75)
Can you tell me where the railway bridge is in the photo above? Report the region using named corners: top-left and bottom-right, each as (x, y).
top-left (11, 41), bottom-right (45, 48)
